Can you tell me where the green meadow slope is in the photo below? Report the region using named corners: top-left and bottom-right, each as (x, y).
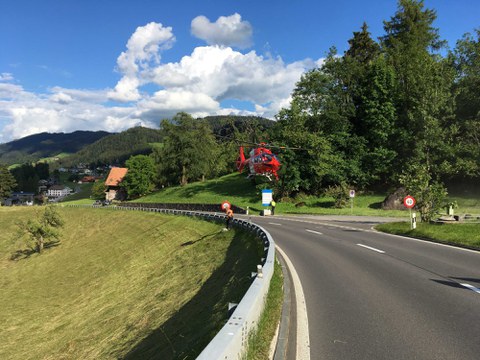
top-left (0, 206), bottom-right (262, 360)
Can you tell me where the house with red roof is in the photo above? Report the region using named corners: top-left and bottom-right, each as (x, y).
top-left (105, 167), bottom-right (128, 201)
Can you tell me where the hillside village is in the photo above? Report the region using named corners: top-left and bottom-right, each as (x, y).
top-left (3, 164), bottom-right (128, 206)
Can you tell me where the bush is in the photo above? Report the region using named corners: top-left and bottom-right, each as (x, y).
top-left (325, 183), bottom-right (351, 208)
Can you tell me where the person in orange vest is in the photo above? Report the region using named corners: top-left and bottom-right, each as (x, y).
top-left (225, 207), bottom-right (234, 230)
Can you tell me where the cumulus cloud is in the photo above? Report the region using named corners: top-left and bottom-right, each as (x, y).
top-left (191, 13), bottom-right (253, 49)
top-left (0, 78), bottom-right (155, 142)
top-left (108, 22), bottom-right (175, 102)
top-left (148, 45), bottom-right (315, 116)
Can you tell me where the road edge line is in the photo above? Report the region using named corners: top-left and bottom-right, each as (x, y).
top-left (276, 245), bottom-right (311, 360)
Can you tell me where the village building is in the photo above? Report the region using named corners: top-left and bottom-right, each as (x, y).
top-left (79, 175), bottom-right (96, 183)
top-left (105, 167), bottom-right (128, 201)
top-left (3, 192), bottom-right (35, 206)
top-left (47, 185), bottom-right (73, 200)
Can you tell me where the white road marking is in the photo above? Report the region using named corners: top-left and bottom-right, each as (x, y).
top-left (276, 245), bottom-right (311, 360)
top-left (305, 229), bottom-right (323, 235)
top-left (356, 244), bottom-right (385, 254)
top-left (460, 283), bottom-right (480, 294)
top-left (268, 222), bottom-right (283, 226)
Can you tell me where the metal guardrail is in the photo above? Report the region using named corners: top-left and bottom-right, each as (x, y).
top-left (463, 214), bottom-right (480, 223)
top-left (66, 204), bottom-right (276, 359)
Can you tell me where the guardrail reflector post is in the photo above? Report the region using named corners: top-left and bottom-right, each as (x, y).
top-left (257, 265), bottom-right (263, 278)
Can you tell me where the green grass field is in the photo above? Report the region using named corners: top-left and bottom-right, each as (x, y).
top-left (0, 206), bottom-right (263, 359)
top-left (375, 221), bottom-right (480, 250)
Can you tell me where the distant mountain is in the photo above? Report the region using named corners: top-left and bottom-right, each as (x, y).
top-left (0, 116), bottom-right (273, 168)
top-left (57, 127), bottom-right (163, 168)
top-left (0, 130), bottom-right (111, 165)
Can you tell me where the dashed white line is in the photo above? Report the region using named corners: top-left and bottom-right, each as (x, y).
top-left (460, 283), bottom-right (480, 294)
top-left (356, 244), bottom-right (385, 254)
top-left (306, 229), bottom-right (323, 235)
top-left (268, 222), bottom-right (283, 226)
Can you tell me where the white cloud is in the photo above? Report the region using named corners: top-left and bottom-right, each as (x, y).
top-left (0, 73), bottom-right (14, 82)
top-left (149, 45), bottom-right (315, 116)
top-left (191, 13), bottom-right (253, 49)
top-left (1, 16), bottom-right (322, 143)
top-left (0, 78), bottom-right (156, 142)
top-left (109, 22), bottom-right (175, 102)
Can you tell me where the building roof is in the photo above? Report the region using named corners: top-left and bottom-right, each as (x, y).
top-left (105, 167), bottom-right (128, 186)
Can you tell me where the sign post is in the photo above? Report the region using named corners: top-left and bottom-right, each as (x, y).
top-left (349, 190), bottom-right (355, 213)
top-left (403, 195), bottom-right (416, 229)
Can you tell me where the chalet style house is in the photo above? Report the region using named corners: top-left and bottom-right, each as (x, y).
top-left (105, 167), bottom-right (128, 201)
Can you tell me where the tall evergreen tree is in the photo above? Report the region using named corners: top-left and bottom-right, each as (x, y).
top-left (450, 29), bottom-right (480, 178)
top-left (381, 0), bottom-right (454, 180)
top-left (345, 22), bottom-right (381, 64)
top-left (344, 23), bottom-right (396, 185)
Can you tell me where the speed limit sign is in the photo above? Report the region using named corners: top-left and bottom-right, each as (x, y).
top-left (403, 195), bottom-right (416, 209)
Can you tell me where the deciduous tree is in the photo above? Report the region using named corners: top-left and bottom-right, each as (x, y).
top-left (122, 155), bottom-right (157, 199)
top-left (154, 113), bottom-right (223, 186)
top-left (17, 206), bottom-right (64, 253)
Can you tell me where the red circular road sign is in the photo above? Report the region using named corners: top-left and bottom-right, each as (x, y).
top-left (403, 195), bottom-right (416, 209)
top-left (221, 201), bottom-right (231, 211)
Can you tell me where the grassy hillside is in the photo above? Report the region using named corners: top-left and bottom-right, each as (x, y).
top-left (57, 127), bottom-right (163, 168)
top-left (0, 207), bottom-right (262, 359)
top-left (136, 173), bottom-right (409, 216)
top-left (0, 131), bottom-right (111, 166)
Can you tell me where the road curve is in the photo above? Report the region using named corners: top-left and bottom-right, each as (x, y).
top-left (248, 215), bottom-right (480, 360)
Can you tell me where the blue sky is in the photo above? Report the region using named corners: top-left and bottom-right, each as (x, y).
top-left (1, 0), bottom-right (478, 143)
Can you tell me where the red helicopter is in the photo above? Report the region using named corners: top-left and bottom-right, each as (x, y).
top-left (236, 142), bottom-right (282, 181)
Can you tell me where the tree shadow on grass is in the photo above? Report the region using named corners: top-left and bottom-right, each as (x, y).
top-left (181, 231), bottom-right (222, 247)
top-left (368, 202), bottom-right (383, 209)
top-left (311, 201), bottom-right (335, 208)
top-left (10, 241), bottom-right (61, 261)
top-left (122, 230), bottom-right (263, 360)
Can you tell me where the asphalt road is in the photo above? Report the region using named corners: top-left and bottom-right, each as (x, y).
top-left (249, 215), bottom-right (480, 360)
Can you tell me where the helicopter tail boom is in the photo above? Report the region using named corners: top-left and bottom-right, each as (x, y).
top-left (236, 146), bottom-right (246, 173)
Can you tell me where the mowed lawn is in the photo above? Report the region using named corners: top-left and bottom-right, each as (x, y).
top-left (0, 207), bottom-right (262, 360)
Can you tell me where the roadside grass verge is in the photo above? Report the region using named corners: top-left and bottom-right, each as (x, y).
top-left (0, 207), bottom-right (263, 359)
top-left (375, 222), bottom-right (480, 250)
top-left (244, 258), bottom-right (284, 360)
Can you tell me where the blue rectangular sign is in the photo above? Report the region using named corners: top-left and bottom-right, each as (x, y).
top-left (262, 189), bottom-right (273, 206)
